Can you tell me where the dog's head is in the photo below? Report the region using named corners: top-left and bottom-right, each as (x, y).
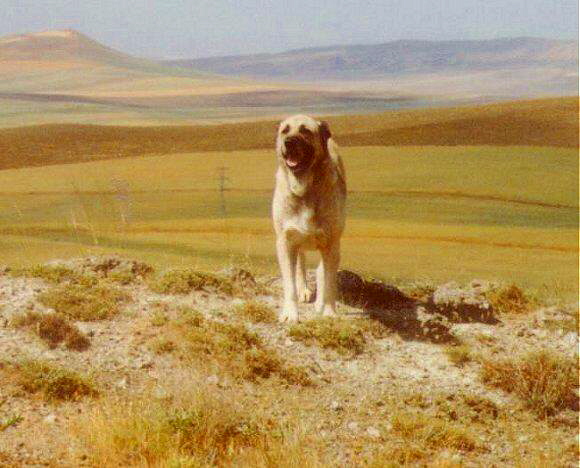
top-left (276, 114), bottom-right (332, 181)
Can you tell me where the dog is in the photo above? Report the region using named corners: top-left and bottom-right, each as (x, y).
top-left (272, 115), bottom-right (346, 322)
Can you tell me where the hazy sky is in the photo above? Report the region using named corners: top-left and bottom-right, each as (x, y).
top-left (2, 0), bottom-right (578, 58)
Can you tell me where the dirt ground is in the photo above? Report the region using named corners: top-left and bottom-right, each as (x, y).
top-left (0, 256), bottom-right (577, 467)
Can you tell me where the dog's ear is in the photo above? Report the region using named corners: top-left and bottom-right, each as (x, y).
top-left (318, 121), bottom-right (331, 144)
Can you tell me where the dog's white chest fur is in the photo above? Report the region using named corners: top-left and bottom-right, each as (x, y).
top-left (283, 207), bottom-right (325, 249)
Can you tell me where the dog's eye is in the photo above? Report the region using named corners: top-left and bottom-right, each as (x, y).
top-left (299, 125), bottom-right (312, 136)
top-left (281, 125), bottom-right (290, 134)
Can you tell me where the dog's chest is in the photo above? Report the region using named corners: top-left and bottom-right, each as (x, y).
top-left (283, 207), bottom-right (325, 248)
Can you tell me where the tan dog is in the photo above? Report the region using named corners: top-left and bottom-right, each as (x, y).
top-left (272, 115), bottom-right (346, 322)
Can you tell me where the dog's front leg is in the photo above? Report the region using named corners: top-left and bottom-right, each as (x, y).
top-left (277, 237), bottom-right (299, 322)
top-left (319, 241), bottom-right (340, 317)
top-left (296, 250), bottom-right (314, 303)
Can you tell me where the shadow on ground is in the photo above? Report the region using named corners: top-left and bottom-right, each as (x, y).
top-left (337, 270), bottom-right (500, 344)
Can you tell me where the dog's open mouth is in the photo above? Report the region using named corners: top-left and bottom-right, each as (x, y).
top-left (283, 139), bottom-right (314, 174)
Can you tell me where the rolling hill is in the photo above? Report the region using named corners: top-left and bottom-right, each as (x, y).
top-left (0, 29), bottom-right (412, 122)
top-left (0, 97), bottom-right (576, 170)
top-left (0, 29), bottom-right (161, 71)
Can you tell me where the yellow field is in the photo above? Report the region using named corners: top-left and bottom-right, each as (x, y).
top-left (1, 143), bottom-right (577, 299)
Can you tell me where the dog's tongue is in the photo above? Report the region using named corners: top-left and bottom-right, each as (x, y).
top-left (286, 155), bottom-right (300, 167)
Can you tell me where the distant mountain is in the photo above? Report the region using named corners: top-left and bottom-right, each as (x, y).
top-left (0, 29), bottom-right (162, 72)
top-left (0, 29), bottom-right (407, 123)
top-left (166, 37), bottom-right (579, 80)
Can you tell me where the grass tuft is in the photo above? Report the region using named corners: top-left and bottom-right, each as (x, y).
top-left (11, 360), bottom-right (98, 401)
top-left (480, 350), bottom-right (577, 417)
top-left (444, 344), bottom-right (472, 367)
top-left (149, 269), bottom-right (235, 296)
top-left (150, 337), bottom-right (177, 355)
top-left (11, 264), bottom-right (98, 286)
top-left (38, 283), bottom-right (129, 321)
top-left (243, 348), bottom-right (312, 386)
top-left (11, 311), bottom-right (90, 351)
top-left (487, 284), bottom-right (532, 314)
top-left (232, 300), bottom-right (277, 323)
top-left (154, 309), bottom-right (311, 385)
top-left (288, 318), bottom-right (367, 356)
top-left (391, 412), bottom-right (478, 452)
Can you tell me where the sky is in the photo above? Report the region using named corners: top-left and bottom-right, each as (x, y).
top-left (1, 0), bottom-right (578, 58)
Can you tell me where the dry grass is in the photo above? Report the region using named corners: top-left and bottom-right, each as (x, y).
top-left (149, 269), bottom-right (235, 296)
top-left (288, 318), bottom-right (367, 356)
top-left (8, 360), bottom-right (98, 401)
top-left (487, 284), bottom-right (532, 314)
top-left (243, 348), bottom-right (311, 386)
top-left (391, 412), bottom-right (479, 452)
top-left (444, 345), bottom-right (472, 367)
top-left (480, 350), bottom-right (578, 417)
top-left (150, 337), bottom-right (177, 355)
top-left (10, 264), bottom-right (83, 284)
top-left (38, 282), bottom-right (129, 321)
top-left (72, 381), bottom-right (320, 467)
top-left (11, 311), bottom-right (90, 351)
top-left (232, 300), bottom-right (277, 323)
top-left (156, 308), bottom-right (311, 385)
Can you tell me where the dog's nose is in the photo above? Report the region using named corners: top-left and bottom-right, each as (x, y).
top-left (284, 136), bottom-right (300, 152)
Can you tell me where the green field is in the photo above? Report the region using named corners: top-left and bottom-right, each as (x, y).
top-left (1, 142), bottom-right (577, 299)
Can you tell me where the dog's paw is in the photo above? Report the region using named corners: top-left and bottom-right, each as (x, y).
top-left (297, 287), bottom-right (315, 303)
top-left (279, 304), bottom-right (299, 323)
top-left (322, 306), bottom-right (337, 318)
top-left (314, 298), bottom-right (323, 315)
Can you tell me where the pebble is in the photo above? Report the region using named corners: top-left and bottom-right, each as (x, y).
top-left (206, 375), bottom-right (219, 385)
top-left (330, 400), bottom-right (343, 411)
top-left (346, 421), bottom-right (359, 432)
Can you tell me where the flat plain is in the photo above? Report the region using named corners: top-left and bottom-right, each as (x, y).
top-left (1, 98), bottom-right (577, 299)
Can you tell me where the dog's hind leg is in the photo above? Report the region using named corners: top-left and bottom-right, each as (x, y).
top-left (277, 238), bottom-right (299, 322)
top-left (295, 250), bottom-right (314, 303)
top-left (314, 259), bottom-right (324, 314)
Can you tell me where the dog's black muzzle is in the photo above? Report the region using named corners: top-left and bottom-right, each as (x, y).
top-left (282, 136), bottom-right (314, 175)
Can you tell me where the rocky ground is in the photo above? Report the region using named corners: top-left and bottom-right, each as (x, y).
top-left (0, 256), bottom-right (577, 467)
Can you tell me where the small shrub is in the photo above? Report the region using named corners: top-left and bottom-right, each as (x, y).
top-left (11, 311), bottom-right (90, 351)
top-left (233, 300), bottom-right (276, 323)
top-left (288, 318), bottom-right (367, 356)
top-left (149, 269), bottom-right (234, 296)
top-left (480, 350), bottom-right (577, 417)
top-left (487, 284), bottom-right (531, 314)
top-left (12, 360), bottom-right (98, 401)
top-left (38, 283), bottom-right (129, 321)
top-left (445, 345), bottom-right (472, 367)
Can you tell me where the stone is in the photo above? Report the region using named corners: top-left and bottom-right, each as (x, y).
top-left (431, 281), bottom-right (498, 323)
